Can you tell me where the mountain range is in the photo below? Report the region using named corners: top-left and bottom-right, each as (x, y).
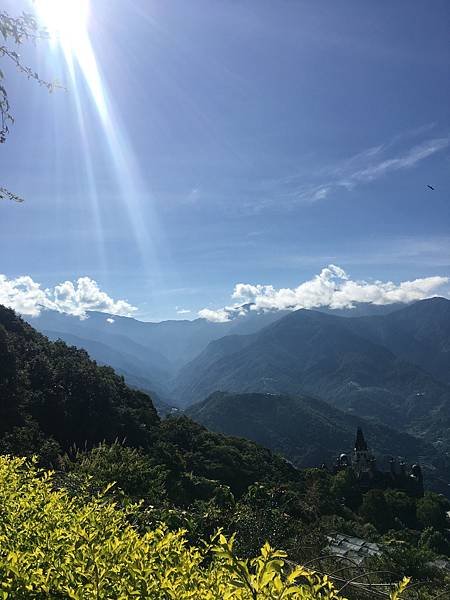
top-left (26, 298), bottom-right (450, 460)
top-left (175, 299), bottom-right (450, 447)
top-left (27, 304), bottom-right (288, 401)
top-left (26, 301), bottom-right (406, 401)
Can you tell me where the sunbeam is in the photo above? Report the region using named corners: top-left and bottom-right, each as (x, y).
top-left (34, 0), bottom-right (163, 277)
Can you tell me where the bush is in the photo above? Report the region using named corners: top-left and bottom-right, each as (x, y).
top-left (0, 454), bottom-right (388, 599)
top-left (419, 527), bottom-right (450, 556)
top-left (359, 489), bottom-right (394, 533)
top-left (62, 441), bottom-right (168, 502)
top-left (416, 493), bottom-right (449, 530)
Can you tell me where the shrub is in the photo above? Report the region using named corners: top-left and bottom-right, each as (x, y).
top-left (416, 493), bottom-right (449, 530)
top-left (0, 455), bottom-right (408, 599)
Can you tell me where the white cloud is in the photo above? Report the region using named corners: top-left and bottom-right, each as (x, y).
top-left (348, 137), bottom-right (449, 184)
top-left (0, 275), bottom-right (137, 318)
top-left (199, 265), bottom-right (449, 321)
top-left (198, 307), bottom-right (231, 323)
top-left (106, 317), bottom-right (115, 324)
top-left (176, 308), bottom-right (191, 315)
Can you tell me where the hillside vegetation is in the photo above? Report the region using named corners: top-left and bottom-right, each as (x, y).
top-left (186, 392), bottom-right (449, 481)
top-left (0, 305), bottom-right (160, 455)
top-left (0, 455), bottom-right (357, 600)
top-left (1, 305), bottom-right (450, 597)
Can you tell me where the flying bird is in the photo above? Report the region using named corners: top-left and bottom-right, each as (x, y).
top-left (427, 185), bottom-right (435, 190)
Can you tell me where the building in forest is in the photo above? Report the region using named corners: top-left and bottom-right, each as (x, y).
top-left (334, 428), bottom-right (424, 497)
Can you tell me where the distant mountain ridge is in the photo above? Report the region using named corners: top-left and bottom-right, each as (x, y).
top-left (346, 297), bottom-right (450, 385)
top-left (186, 391), bottom-right (450, 492)
top-left (10, 299), bottom-right (450, 491)
top-left (26, 299), bottom-right (450, 446)
top-left (175, 299), bottom-right (450, 451)
top-left (25, 300), bottom-right (409, 400)
top-left (26, 306), bottom-right (288, 400)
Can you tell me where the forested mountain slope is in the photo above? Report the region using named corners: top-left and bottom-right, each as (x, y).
top-left (0, 305), bottom-right (298, 498)
top-left (174, 307), bottom-right (450, 434)
top-left (175, 304), bottom-right (450, 460)
top-left (186, 392), bottom-right (434, 467)
top-left (186, 391), bottom-right (450, 492)
top-left (0, 306), bottom-right (160, 454)
top-left (346, 297), bottom-right (450, 385)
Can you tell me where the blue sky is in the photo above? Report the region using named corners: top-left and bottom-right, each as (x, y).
top-left (0, 0), bottom-right (449, 321)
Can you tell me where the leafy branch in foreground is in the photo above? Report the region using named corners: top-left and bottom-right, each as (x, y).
top-left (0, 455), bottom-right (411, 599)
top-left (0, 9), bottom-right (60, 202)
top-left (0, 187), bottom-right (23, 202)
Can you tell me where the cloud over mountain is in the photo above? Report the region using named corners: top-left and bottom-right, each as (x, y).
top-left (0, 275), bottom-right (137, 318)
top-left (198, 265), bottom-right (449, 322)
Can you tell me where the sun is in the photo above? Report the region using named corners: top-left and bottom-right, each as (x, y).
top-left (35, 0), bottom-right (90, 53)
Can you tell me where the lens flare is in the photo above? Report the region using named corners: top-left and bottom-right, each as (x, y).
top-left (35, 0), bottom-right (90, 52)
top-left (34, 0), bottom-right (162, 279)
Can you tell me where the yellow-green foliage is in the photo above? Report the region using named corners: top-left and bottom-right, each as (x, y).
top-left (0, 456), bottom-right (408, 599)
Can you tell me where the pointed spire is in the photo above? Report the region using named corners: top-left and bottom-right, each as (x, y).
top-left (354, 427), bottom-right (368, 452)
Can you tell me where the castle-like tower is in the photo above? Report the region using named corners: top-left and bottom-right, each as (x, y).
top-left (352, 427), bottom-right (374, 474)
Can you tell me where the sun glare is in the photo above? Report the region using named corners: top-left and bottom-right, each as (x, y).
top-left (33, 0), bottom-right (162, 278)
top-left (36, 0), bottom-right (90, 52)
